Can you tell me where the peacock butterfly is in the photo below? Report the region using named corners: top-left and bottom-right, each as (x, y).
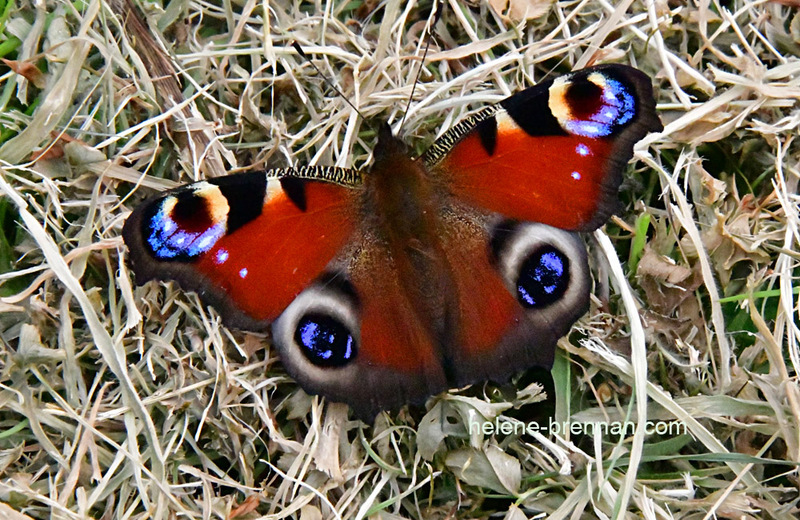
top-left (122, 64), bottom-right (662, 419)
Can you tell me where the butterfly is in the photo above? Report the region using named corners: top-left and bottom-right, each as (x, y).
top-left (123, 64), bottom-right (662, 420)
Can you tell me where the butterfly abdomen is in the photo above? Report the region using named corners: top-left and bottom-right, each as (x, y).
top-left (364, 127), bottom-right (456, 347)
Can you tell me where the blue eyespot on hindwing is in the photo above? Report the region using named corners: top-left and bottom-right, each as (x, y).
top-left (490, 220), bottom-right (589, 316)
top-left (516, 245), bottom-right (570, 308)
top-left (272, 272), bottom-right (362, 372)
top-left (295, 312), bottom-right (357, 367)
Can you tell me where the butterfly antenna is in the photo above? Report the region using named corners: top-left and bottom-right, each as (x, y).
top-left (398, 3), bottom-right (442, 135)
top-left (292, 41), bottom-right (365, 120)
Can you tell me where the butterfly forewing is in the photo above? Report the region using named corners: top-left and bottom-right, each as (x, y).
top-left (424, 64), bottom-right (662, 231)
top-left (123, 168), bottom-right (361, 330)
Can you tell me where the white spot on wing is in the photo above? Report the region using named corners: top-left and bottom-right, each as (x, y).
top-left (191, 182), bottom-right (230, 224)
top-left (548, 76), bottom-right (572, 122)
top-left (265, 179), bottom-right (285, 204)
top-left (496, 110), bottom-right (521, 133)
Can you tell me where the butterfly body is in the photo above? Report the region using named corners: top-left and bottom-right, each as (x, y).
top-left (123, 64), bottom-right (662, 418)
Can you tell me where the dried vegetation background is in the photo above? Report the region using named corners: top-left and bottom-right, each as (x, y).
top-left (0, 0), bottom-right (798, 518)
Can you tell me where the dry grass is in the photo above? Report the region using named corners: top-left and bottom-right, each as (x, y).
top-left (0, 0), bottom-right (798, 518)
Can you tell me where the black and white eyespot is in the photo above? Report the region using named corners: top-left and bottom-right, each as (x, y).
top-left (272, 274), bottom-right (361, 376)
top-left (491, 221), bottom-right (589, 312)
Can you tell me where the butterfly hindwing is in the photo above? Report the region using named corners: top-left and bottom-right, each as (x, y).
top-left (123, 169), bottom-right (360, 330)
top-left (271, 234), bottom-right (451, 418)
top-left (424, 64), bottom-right (662, 231)
top-left (437, 206), bottom-right (591, 387)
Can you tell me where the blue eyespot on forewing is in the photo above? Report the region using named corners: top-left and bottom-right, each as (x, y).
top-left (549, 72), bottom-right (636, 137)
top-left (143, 182), bottom-right (230, 260)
